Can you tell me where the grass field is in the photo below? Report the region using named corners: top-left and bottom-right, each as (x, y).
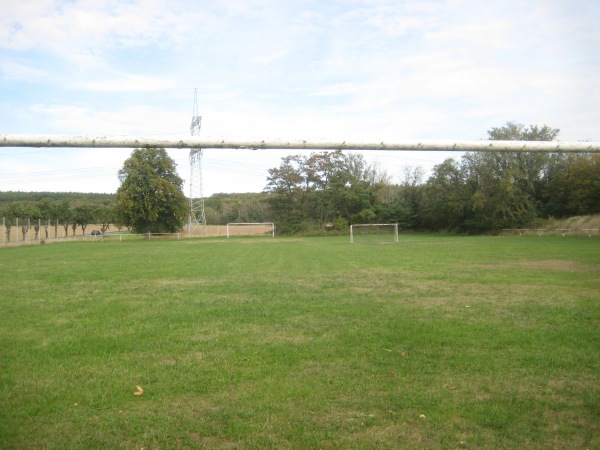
top-left (1, 234), bottom-right (599, 449)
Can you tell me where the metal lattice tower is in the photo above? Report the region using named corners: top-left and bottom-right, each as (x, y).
top-left (188, 89), bottom-right (207, 235)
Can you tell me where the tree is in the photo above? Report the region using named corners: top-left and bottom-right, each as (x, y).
top-left (0, 203), bottom-right (15, 242)
top-left (265, 151), bottom-right (389, 233)
top-left (265, 154), bottom-right (309, 233)
top-left (95, 205), bottom-right (116, 234)
top-left (461, 152), bottom-right (538, 231)
top-left (542, 154), bottom-right (600, 217)
top-left (27, 203), bottom-right (43, 240)
top-left (418, 122), bottom-right (563, 232)
top-left (73, 204), bottom-right (95, 235)
top-left (56, 200), bottom-right (72, 237)
top-left (487, 121), bottom-right (560, 141)
top-left (0, 202), bottom-right (40, 241)
top-left (116, 148), bottom-right (189, 234)
top-left (386, 166), bottom-right (424, 227)
top-left (444, 122), bottom-right (560, 231)
top-left (422, 159), bottom-right (468, 230)
top-left (37, 199), bottom-right (57, 238)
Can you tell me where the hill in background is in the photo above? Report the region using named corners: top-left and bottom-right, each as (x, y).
top-left (0, 191), bottom-right (117, 207)
top-left (542, 215), bottom-right (600, 230)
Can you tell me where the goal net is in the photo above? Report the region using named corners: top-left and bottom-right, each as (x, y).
top-left (226, 222), bottom-right (275, 238)
top-left (350, 223), bottom-right (399, 244)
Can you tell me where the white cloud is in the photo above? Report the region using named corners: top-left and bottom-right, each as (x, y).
top-left (0, 60), bottom-right (47, 81)
top-left (424, 20), bottom-right (515, 50)
top-left (29, 104), bottom-right (187, 136)
top-left (308, 82), bottom-right (359, 97)
top-left (0, 0), bottom-right (206, 67)
top-left (250, 49), bottom-right (289, 65)
top-left (73, 74), bottom-right (177, 92)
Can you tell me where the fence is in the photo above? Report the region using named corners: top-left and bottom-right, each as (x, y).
top-left (0, 218), bottom-right (124, 247)
top-left (1, 219), bottom-right (275, 247)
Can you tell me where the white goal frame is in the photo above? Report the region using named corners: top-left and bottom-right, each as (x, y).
top-left (350, 223), bottom-right (399, 244)
top-left (226, 222), bottom-right (275, 238)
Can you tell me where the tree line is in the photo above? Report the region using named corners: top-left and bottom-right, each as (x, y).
top-left (0, 198), bottom-right (120, 241)
top-left (263, 122), bottom-right (600, 233)
top-left (419, 151), bottom-right (599, 232)
top-left (0, 191), bottom-right (115, 205)
top-left (2, 122), bottom-right (598, 236)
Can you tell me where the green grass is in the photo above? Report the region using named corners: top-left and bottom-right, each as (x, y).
top-left (1, 235), bottom-right (599, 449)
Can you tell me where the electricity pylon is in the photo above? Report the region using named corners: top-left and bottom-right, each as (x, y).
top-left (188, 89), bottom-right (207, 235)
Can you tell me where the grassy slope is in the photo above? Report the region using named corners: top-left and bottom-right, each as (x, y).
top-left (0, 235), bottom-right (599, 449)
top-left (542, 214), bottom-right (600, 230)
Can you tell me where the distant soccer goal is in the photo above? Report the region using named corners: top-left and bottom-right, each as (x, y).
top-left (226, 222), bottom-right (275, 238)
top-left (350, 223), bottom-right (399, 244)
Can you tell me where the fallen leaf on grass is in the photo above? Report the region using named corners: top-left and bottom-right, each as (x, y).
top-left (401, 351), bottom-right (407, 357)
top-left (133, 385), bottom-right (144, 396)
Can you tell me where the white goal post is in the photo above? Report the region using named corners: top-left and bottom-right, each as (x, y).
top-left (350, 223), bottom-right (399, 244)
top-left (3, 134), bottom-right (600, 152)
top-left (226, 222), bottom-right (275, 238)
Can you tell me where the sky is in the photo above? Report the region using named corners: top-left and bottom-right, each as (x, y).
top-left (0, 0), bottom-right (598, 196)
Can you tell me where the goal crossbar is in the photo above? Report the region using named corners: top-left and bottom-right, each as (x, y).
top-left (226, 222), bottom-right (275, 238)
top-left (2, 135), bottom-right (599, 153)
top-left (350, 223), bottom-right (399, 244)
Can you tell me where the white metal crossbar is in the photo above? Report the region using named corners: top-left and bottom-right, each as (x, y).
top-left (1, 135), bottom-right (600, 152)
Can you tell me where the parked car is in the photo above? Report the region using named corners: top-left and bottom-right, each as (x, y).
top-left (91, 230), bottom-right (101, 236)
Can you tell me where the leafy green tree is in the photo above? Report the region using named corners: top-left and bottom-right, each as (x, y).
top-left (422, 159), bottom-right (468, 230)
top-left (381, 167), bottom-right (424, 228)
top-left (204, 196), bottom-right (224, 224)
top-left (449, 122), bottom-right (561, 231)
top-left (37, 198), bottom-right (57, 238)
top-left (28, 203), bottom-right (43, 240)
top-left (17, 203), bottom-right (32, 240)
top-left (265, 151), bottom-right (388, 233)
top-left (116, 148), bottom-right (189, 234)
top-left (73, 204), bottom-right (95, 235)
top-left (95, 205), bottom-right (116, 234)
top-left (542, 154), bottom-right (600, 217)
top-left (266, 154), bottom-right (313, 233)
top-left (565, 154), bottom-right (600, 214)
top-left (462, 152), bottom-right (538, 231)
top-left (487, 121), bottom-right (560, 141)
top-left (420, 122), bottom-right (562, 232)
top-left (55, 200), bottom-right (72, 237)
top-left (0, 203), bottom-right (15, 242)
top-left (374, 198), bottom-right (415, 228)
top-left (0, 202), bottom-right (39, 241)
top-left (328, 152), bottom-right (388, 224)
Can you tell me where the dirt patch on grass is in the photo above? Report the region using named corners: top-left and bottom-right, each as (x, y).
top-left (476, 260), bottom-right (597, 272)
top-left (348, 422), bottom-right (437, 448)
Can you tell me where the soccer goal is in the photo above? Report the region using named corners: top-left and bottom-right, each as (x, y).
top-left (350, 223), bottom-right (399, 244)
top-left (226, 222), bottom-right (275, 238)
